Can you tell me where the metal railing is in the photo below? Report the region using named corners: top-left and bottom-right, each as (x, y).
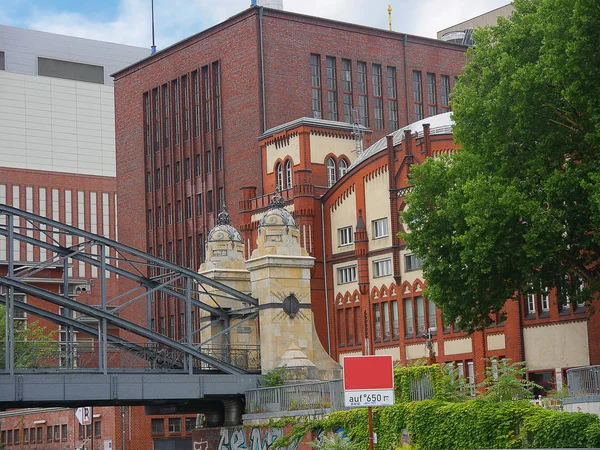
top-left (245, 379), bottom-right (346, 414)
top-left (567, 365), bottom-right (600, 397)
top-left (0, 341), bottom-right (260, 373)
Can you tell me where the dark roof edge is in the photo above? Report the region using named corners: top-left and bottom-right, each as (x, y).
top-left (260, 117), bottom-right (371, 140)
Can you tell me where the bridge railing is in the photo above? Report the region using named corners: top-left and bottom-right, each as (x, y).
top-left (567, 365), bottom-right (600, 397)
top-left (0, 341), bottom-right (260, 373)
top-left (245, 379), bottom-right (346, 414)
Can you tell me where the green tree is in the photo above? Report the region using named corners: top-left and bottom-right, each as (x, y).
top-left (402, 0), bottom-right (600, 330)
top-left (477, 359), bottom-right (541, 402)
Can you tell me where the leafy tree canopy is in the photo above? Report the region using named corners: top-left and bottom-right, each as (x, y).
top-left (402, 0), bottom-right (600, 330)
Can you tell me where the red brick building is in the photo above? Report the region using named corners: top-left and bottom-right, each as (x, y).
top-left (112, 5), bottom-right (467, 298)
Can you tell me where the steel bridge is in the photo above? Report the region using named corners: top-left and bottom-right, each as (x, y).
top-left (0, 204), bottom-right (261, 408)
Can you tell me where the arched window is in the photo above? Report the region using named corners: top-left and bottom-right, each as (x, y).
top-left (339, 159), bottom-right (348, 178)
top-left (275, 162), bottom-right (283, 191)
top-left (326, 157), bottom-right (336, 187)
top-left (285, 159), bottom-right (293, 189)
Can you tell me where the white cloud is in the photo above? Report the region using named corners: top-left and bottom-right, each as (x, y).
top-left (21, 0), bottom-right (512, 48)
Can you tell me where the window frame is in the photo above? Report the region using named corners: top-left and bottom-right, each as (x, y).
top-left (372, 217), bottom-right (389, 239)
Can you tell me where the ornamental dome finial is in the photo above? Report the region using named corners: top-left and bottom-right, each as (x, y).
top-left (217, 204), bottom-right (231, 225)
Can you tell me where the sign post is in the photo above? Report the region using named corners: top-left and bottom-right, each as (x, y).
top-left (343, 355), bottom-right (395, 450)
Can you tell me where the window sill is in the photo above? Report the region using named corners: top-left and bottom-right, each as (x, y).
top-left (373, 235), bottom-right (389, 240)
top-left (525, 313), bottom-right (536, 320)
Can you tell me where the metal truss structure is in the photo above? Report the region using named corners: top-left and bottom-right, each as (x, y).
top-left (0, 204), bottom-right (261, 378)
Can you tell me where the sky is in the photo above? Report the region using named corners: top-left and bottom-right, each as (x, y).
top-left (1, 0), bottom-right (511, 50)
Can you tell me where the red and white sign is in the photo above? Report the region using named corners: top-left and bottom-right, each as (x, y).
top-left (75, 407), bottom-right (92, 426)
top-left (343, 355), bottom-right (395, 407)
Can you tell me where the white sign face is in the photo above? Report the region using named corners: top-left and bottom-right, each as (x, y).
top-left (104, 440), bottom-right (113, 450)
top-left (75, 407), bottom-right (92, 426)
top-left (344, 389), bottom-right (395, 407)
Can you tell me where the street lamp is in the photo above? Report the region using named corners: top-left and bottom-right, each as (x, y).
top-left (424, 327), bottom-right (437, 364)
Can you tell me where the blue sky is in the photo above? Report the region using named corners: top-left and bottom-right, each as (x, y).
top-left (1, 0), bottom-right (512, 49)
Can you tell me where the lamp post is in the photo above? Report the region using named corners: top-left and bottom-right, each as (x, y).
top-left (424, 327), bottom-right (437, 365)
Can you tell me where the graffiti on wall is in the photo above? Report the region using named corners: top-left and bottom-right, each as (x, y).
top-left (193, 426), bottom-right (301, 450)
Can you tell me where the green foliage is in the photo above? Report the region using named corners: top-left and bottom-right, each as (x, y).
top-left (394, 364), bottom-right (445, 403)
top-left (437, 363), bottom-right (473, 402)
top-left (274, 400), bottom-right (600, 449)
top-left (308, 432), bottom-right (360, 450)
top-left (402, 0), bottom-right (600, 330)
top-left (478, 359), bottom-right (541, 402)
top-left (260, 365), bottom-right (287, 387)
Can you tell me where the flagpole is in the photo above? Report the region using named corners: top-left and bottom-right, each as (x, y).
top-left (151, 0), bottom-right (157, 53)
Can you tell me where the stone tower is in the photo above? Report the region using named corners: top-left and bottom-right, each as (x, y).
top-left (246, 193), bottom-right (340, 380)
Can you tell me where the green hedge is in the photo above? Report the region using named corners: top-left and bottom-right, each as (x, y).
top-left (273, 400), bottom-right (600, 449)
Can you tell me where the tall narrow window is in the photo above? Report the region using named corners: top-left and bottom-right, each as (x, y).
top-left (185, 157), bottom-right (191, 180)
top-left (527, 293), bottom-right (536, 315)
top-left (155, 168), bottom-right (161, 190)
top-left (372, 64), bottom-right (383, 129)
top-left (192, 70), bottom-right (200, 136)
top-left (387, 66), bottom-right (399, 129)
top-left (213, 62), bottom-right (222, 130)
top-left (175, 160), bottom-right (181, 183)
top-left (196, 193), bottom-right (203, 215)
top-left (416, 296), bottom-right (425, 335)
top-left (404, 298), bottom-right (413, 337)
top-left (165, 165), bottom-right (171, 186)
top-left (167, 203), bottom-right (172, 225)
top-left (207, 190), bottom-right (213, 213)
top-left (391, 300), bottom-right (399, 340)
top-left (156, 206), bottom-right (162, 228)
top-left (176, 200), bottom-right (182, 222)
top-left (374, 303), bottom-right (381, 341)
top-left (183, 75), bottom-right (189, 140)
top-left (202, 66), bottom-right (211, 131)
top-left (342, 59), bottom-right (353, 123)
top-left (186, 196), bottom-right (192, 219)
top-left (173, 79), bottom-right (180, 144)
top-left (441, 75), bottom-right (451, 112)
top-left (206, 151), bottom-right (212, 173)
top-left (274, 162), bottom-right (282, 191)
top-left (163, 84), bottom-right (170, 148)
top-left (285, 160), bottom-right (293, 188)
top-left (357, 61), bottom-right (368, 126)
top-left (144, 92), bottom-right (151, 155)
top-left (339, 159), bottom-right (348, 178)
top-left (382, 301), bottom-right (390, 341)
top-left (541, 291), bottom-right (550, 312)
top-left (427, 73), bottom-right (437, 117)
top-left (311, 54), bottom-right (322, 119)
top-left (218, 187), bottom-right (224, 210)
top-left (217, 147), bottom-right (223, 170)
top-left (195, 154), bottom-right (201, 177)
top-left (428, 299), bottom-right (436, 330)
top-left (326, 157), bottom-right (336, 187)
top-left (326, 56), bottom-right (338, 121)
top-left (153, 88), bottom-right (160, 151)
top-left (413, 71), bottom-right (423, 121)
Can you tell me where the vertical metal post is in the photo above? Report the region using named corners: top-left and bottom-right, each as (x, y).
top-left (186, 277), bottom-right (193, 374)
top-left (368, 407), bottom-right (375, 450)
top-left (6, 214), bottom-right (14, 373)
top-left (100, 244), bottom-right (108, 374)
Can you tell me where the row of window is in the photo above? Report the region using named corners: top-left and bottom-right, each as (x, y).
top-left (150, 310), bottom-right (203, 341)
top-left (310, 55), bottom-right (453, 128)
top-left (336, 255), bottom-right (420, 285)
top-left (147, 188), bottom-right (223, 229)
top-left (0, 422), bottom-right (100, 446)
top-left (151, 417), bottom-right (195, 434)
top-left (338, 217), bottom-right (389, 247)
top-left (525, 289), bottom-right (586, 317)
top-left (143, 62), bottom-right (222, 154)
top-left (326, 157), bottom-right (349, 187)
top-left (147, 233), bottom-right (205, 271)
top-left (146, 150), bottom-right (223, 193)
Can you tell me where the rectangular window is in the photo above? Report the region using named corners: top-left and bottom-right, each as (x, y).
top-left (155, 168), bottom-right (161, 190)
top-left (183, 74), bottom-right (190, 140)
top-left (177, 239), bottom-right (183, 265)
top-left (15, 429), bottom-right (20, 444)
top-left (94, 421), bottom-right (101, 437)
top-left (387, 66), bottom-right (398, 130)
top-left (311, 54), bottom-right (322, 119)
top-left (207, 190), bottom-right (213, 213)
top-left (186, 197), bottom-right (192, 219)
top-left (151, 419), bottom-right (164, 434)
top-left (206, 151), bottom-right (212, 173)
top-left (195, 154), bottom-right (201, 177)
top-left (202, 66), bottom-right (211, 131)
top-left (391, 300), bottom-right (399, 340)
top-left (179, 312), bottom-right (185, 337)
top-left (527, 293), bottom-right (536, 315)
top-left (196, 193), bottom-right (203, 215)
top-left (173, 79), bottom-right (180, 144)
top-left (427, 73), bottom-right (437, 116)
top-left (0, 50), bottom-right (4, 71)
top-left (404, 298), bottom-right (414, 337)
top-left (185, 418), bottom-right (194, 432)
top-left (8, 430), bottom-right (13, 445)
top-left (357, 61), bottom-right (368, 126)
top-left (441, 75), bottom-right (451, 111)
top-left (428, 299), bottom-right (436, 330)
top-left (62, 424), bottom-right (68, 440)
top-left (54, 425), bottom-right (60, 442)
top-left (188, 236), bottom-right (193, 268)
top-left (218, 187), bottom-right (224, 210)
top-left (372, 218), bottom-right (388, 238)
top-left (37, 427), bottom-right (43, 442)
top-left (338, 226), bottom-right (353, 246)
top-left (213, 62), bottom-right (222, 130)
top-left (217, 147), bottom-right (223, 170)
top-left (326, 56), bottom-right (338, 121)
top-left (337, 265), bottom-right (357, 284)
top-left (146, 171), bottom-right (152, 192)
top-left (342, 59), bottom-right (353, 123)
top-left (165, 164), bottom-right (171, 186)
top-left (144, 92), bottom-right (151, 155)
top-left (374, 303), bottom-right (381, 342)
top-left (185, 157), bottom-right (191, 180)
top-left (541, 291), bottom-right (550, 312)
top-left (416, 296), bottom-right (425, 335)
top-left (169, 314), bottom-right (175, 338)
top-left (198, 233), bottom-right (205, 265)
top-left (24, 428), bottom-right (29, 443)
top-left (413, 71), bottom-right (423, 121)
top-left (192, 70), bottom-right (201, 136)
top-left (163, 84), bottom-right (170, 148)
top-left (147, 209), bottom-right (153, 230)
top-left (382, 301), bottom-right (390, 341)
top-left (467, 361), bottom-right (476, 396)
top-left (337, 309), bottom-right (345, 346)
top-left (372, 64), bottom-right (383, 129)
top-left (156, 206), bottom-right (162, 228)
top-left (177, 200), bottom-right (182, 222)
top-left (405, 253), bottom-right (423, 272)
top-left (373, 258), bottom-right (392, 277)
top-left (175, 160), bottom-right (181, 183)
top-left (153, 88), bottom-right (160, 151)
top-left (37, 56), bottom-right (103, 84)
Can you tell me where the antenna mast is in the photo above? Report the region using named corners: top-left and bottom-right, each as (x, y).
top-left (388, 4), bottom-right (393, 31)
top-left (151, 0), bottom-right (157, 54)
